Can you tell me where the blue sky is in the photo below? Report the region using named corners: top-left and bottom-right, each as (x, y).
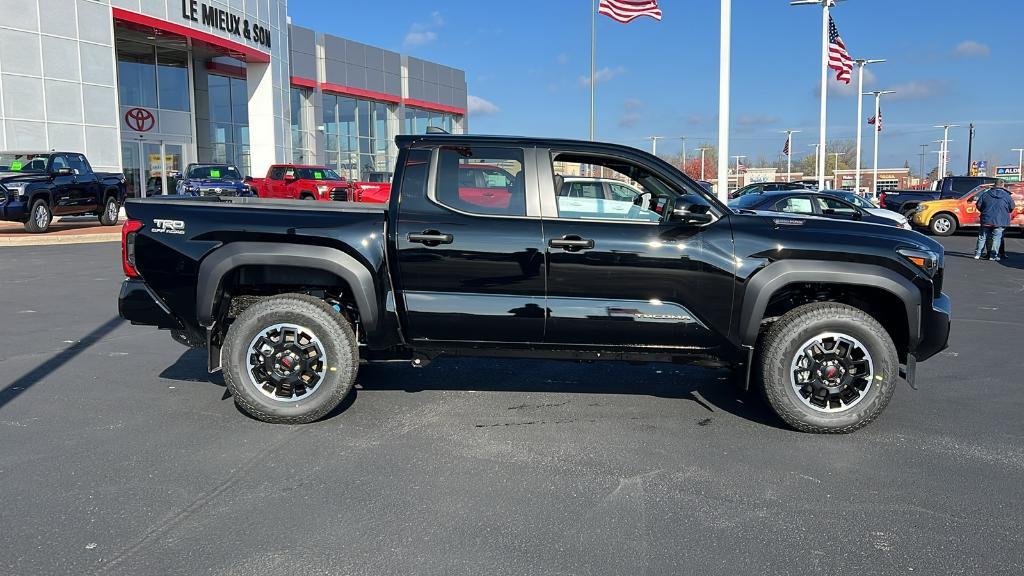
top-left (288, 0), bottom-right (1024, 173)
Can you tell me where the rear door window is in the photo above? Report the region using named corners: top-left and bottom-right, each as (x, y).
top-left (435, 146), bottom-right (526, 216)
top-left (774, 196), bottom-right (814, 214)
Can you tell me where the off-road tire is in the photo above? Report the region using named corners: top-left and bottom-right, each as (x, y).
top-left (929, 213), bottom-right (957, 236)
top-left (222, 293), bottom-right (358, 424)
top-left (24, 199), bottom-right (52, 233)
top-left (300, 192), bottom-right (315, 200)
top-left (758, 302), bottom-right (898, 434)
top-left (99, 195), bottom-right (120, 225)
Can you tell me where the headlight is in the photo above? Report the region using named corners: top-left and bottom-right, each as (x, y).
top-left (897, 247), bottom-right (940, 276)
top-left (317, 185), bottom-right (330, 194)
top-left (5, 183), bottom-right (27, 197)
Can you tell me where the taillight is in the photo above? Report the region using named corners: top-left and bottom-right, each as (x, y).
top-left (122, 219), bottom-right (145, 277)
top-left (878, 193), bottom-right (886, 206)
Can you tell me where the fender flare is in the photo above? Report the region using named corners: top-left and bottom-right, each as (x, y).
top-left (738, 260), bottom-right (921, 349)
top-left (28, 189), bottom-right (53, 207)
top-left (196, 242), bottom-right (378, 332)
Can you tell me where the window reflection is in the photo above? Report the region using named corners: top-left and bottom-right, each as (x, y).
top-left (207, 74), bottom-right (250, 175)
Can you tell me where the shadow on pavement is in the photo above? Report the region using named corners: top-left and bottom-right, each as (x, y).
top-left (944, 249), bottom-right (1024, 271)
top-left (0, 317), bottom-right (124, 411)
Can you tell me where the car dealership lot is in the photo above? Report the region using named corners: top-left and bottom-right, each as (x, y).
top-left (1, 237), bottom-right (1022, 576)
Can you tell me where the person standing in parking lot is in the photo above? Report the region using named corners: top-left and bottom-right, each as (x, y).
top-left (974, 186), bottom-right (1016, 261)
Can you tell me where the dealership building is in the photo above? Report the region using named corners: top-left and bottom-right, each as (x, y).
top-left (0, 0), bottom-right (468, 196)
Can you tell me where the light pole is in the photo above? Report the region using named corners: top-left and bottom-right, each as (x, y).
top-left (854, 58), bottom-right (885, 193)
top-left (732, 155), bottom-right (745, 192)
top-left (781, 129), bottom-right (801, 182)
top-left (697, 147), bottom-right (710, 181)
top-left (809, 143), bottom-right (820, 184)
top-left (934, 124), bottom-right (960, 178)
top-left (829, 151), bottom-right (845, 188)
top-left (717, 0), bottom-right (731, 202)
top-left (865, 89), bottom-right (894, 197)
top-left (934, 139), bottom-right (952, 178)
top-left (646, 136), bottom-right (664, 155)
top-left (678, 136), bottom-right (688, 170)
top-left (918, 144), bottom-right (929, 183)
top-left (1013, 148), bottom-right (1024, 183)
top-left (791, 0), bottom-right (837, 190)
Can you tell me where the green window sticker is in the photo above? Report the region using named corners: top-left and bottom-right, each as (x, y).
top-left (210, 169), bottom-right (221, 178)
top-left (314, 171), bottom-right (323, 179)
top-left (10, 161), bottom-right (22, 171)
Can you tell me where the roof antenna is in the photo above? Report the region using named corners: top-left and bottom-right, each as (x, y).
top-left (425, 126), bottom-right (449, 134)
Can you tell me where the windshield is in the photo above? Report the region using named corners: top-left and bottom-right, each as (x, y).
top-left (188, 165), bottom-right (241, 180)
top-left (295, 168), bottom-right (342, 181)
top-left (830, 191), bottom-right (872, 208)
top-left (0, 153), bottom-right (49, 173)
top-left (961, 184), bottom-right (992, 199)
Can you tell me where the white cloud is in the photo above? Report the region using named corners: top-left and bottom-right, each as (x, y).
top-left (618, 113), bottom-right (641, 129)
top-left (467, 95), bottom-right (499, 116)
top-left (814, 68), bottom-right (876, 98)
top-left (579, 66), bottom-right (626, 87)
top-left (737, 114), bottom-right (779, 127)
top-left (403, 11), bottom-right (444, 48)
top-left (953, 40), bottom-right (989, 58)
top-left (888, 80), bottom-right (949, 100)
top-left (403, 31), bottom-right (437, 47)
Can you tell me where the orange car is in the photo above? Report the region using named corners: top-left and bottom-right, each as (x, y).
top-left (911, 183), bottom-right (1024, 236)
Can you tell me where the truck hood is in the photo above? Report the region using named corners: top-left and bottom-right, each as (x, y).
top-left (0, 171), bottom-right (49, 184)
top-left (184, 178), bottom-right (245, 187)
top-left (740, 209), bottom-right (941, 252)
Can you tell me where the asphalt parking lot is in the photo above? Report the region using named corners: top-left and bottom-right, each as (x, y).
top-left (1, 233), bottom-right (1022, 576)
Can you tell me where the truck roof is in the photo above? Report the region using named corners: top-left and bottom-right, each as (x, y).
top-left (396, 134), bottom-right (651, 154)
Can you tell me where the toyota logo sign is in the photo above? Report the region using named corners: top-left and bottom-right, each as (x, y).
top-left (124, 107), bottom-right (155, 132)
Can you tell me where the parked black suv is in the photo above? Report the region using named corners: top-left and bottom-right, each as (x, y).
top-left (0, 151), bottom-right (126, 232)
top-left (118, 134), bottom-right (950, 433)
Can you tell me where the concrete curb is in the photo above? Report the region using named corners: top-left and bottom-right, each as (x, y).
top-left (0, 233), bottom-right (121, 247)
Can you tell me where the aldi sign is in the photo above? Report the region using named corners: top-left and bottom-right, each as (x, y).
top-left (995, 166), bottom-right (1020, 182)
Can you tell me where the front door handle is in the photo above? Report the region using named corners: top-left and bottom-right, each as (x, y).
top-left (549, 235), bottom-right (594, 251)
top-left (408, 230), bottom-right (454, 246)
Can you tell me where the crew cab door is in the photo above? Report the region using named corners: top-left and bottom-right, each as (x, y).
top-left (394, 146), bottom-right (546, 343)
top-left (538, 148), bottom-right (732, 350)
top-left (66, 153), bottom-right (101, 212)
top-left (46, 154), bottom-right (79, 215)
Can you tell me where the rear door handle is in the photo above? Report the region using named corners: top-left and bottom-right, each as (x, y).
top-left (549, 235), bottom-right (594, 251)
top-left (408, 230), bottom-right (454, 245)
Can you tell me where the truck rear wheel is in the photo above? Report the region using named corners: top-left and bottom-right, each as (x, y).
top-left (222, 293), bottom-right (358, 424)
top-left (929, 213), bottom-right (957, 236)
top-left (757, 302), bottom-right (898, 434)
top-left (24, 199), bottom-right (52, 233)
top-left (99, 196), bottom-right (120, 225)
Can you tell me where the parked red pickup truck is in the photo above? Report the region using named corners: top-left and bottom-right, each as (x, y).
top-left (248, 165), bottom-right (350, 201)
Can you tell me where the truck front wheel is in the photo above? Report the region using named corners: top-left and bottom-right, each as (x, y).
top-left (757, 302), bottom-right (898, 434)
top-left (929, 213), bottom-right (957, 236)
top-left (222, 293), bottom-right (358, 424)
top-left (24, 199), bottom-right (52, 233)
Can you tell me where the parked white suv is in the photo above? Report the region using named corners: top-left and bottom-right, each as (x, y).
top-left (556, 177), bottom-right (659, 221)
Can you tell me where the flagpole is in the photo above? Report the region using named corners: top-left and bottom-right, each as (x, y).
top-left (782, 129), bottom-right (800, 182)
top-left (717, 0), bottom-right (731, 202)
top-left (590, 0), bottom-right (596, 141)
top-left (817, 1), bottom-right (829, 190)
top-left (866, 89), bottom-right (895, 197)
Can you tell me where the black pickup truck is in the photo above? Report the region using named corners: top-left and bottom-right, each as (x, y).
top-left (118, 134), bottom-right (951, 433)
top-left (0, 151), bottom-right (127, 232)
top-left (879, 176), bottom-right (999, 216)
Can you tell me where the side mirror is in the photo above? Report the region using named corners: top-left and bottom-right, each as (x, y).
top-left (54, 167), bottom-right (73, 177)
top-left (671, 208), bottom-right (713, 225)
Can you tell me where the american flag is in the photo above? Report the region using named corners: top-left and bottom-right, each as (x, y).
top-left (783, 138), bottom-right (790, 156)
top-left (598, 0), bottom-right (662, 23)
top-left (828, 17), bottom-right (853, 84)
top-left (868, 109), bottom-right (882, 132)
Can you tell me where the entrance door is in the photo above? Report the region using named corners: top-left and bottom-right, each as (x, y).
top-left (120, 140), bottom-right (187, 197)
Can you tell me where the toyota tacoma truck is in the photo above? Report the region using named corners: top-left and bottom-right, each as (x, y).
top-left (248, 164), bottom-right (350, 201)
top-left (118, 134), bottom-right (951, 433)
top-left (0, 151), bottom-right (126, 232)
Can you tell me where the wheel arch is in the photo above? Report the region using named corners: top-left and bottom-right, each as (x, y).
top-left (196, 242), bottom-right (379, 334)
top-left (739, 260), bottom-right (921, 360)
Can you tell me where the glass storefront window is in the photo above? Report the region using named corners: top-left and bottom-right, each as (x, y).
top-left (208, 74), bottom-right (250, 175)
top-left (156, 47), bottom-right (190, 112)
top-left (116, 41), bottom-right (157, 108)
top-left (322, 93), bottom-right (395, 182)
top-left (290, 87), bottom-right (315, 163)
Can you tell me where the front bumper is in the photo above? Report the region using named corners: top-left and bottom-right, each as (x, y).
top-left (118, 278), bottom-right (184, 330)
top-left (0, 195), bottom-right (28, 221)
top-left (911, 211), bottom-right (929, 227)
top-left (915, 291), bottom-right (951, 362)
